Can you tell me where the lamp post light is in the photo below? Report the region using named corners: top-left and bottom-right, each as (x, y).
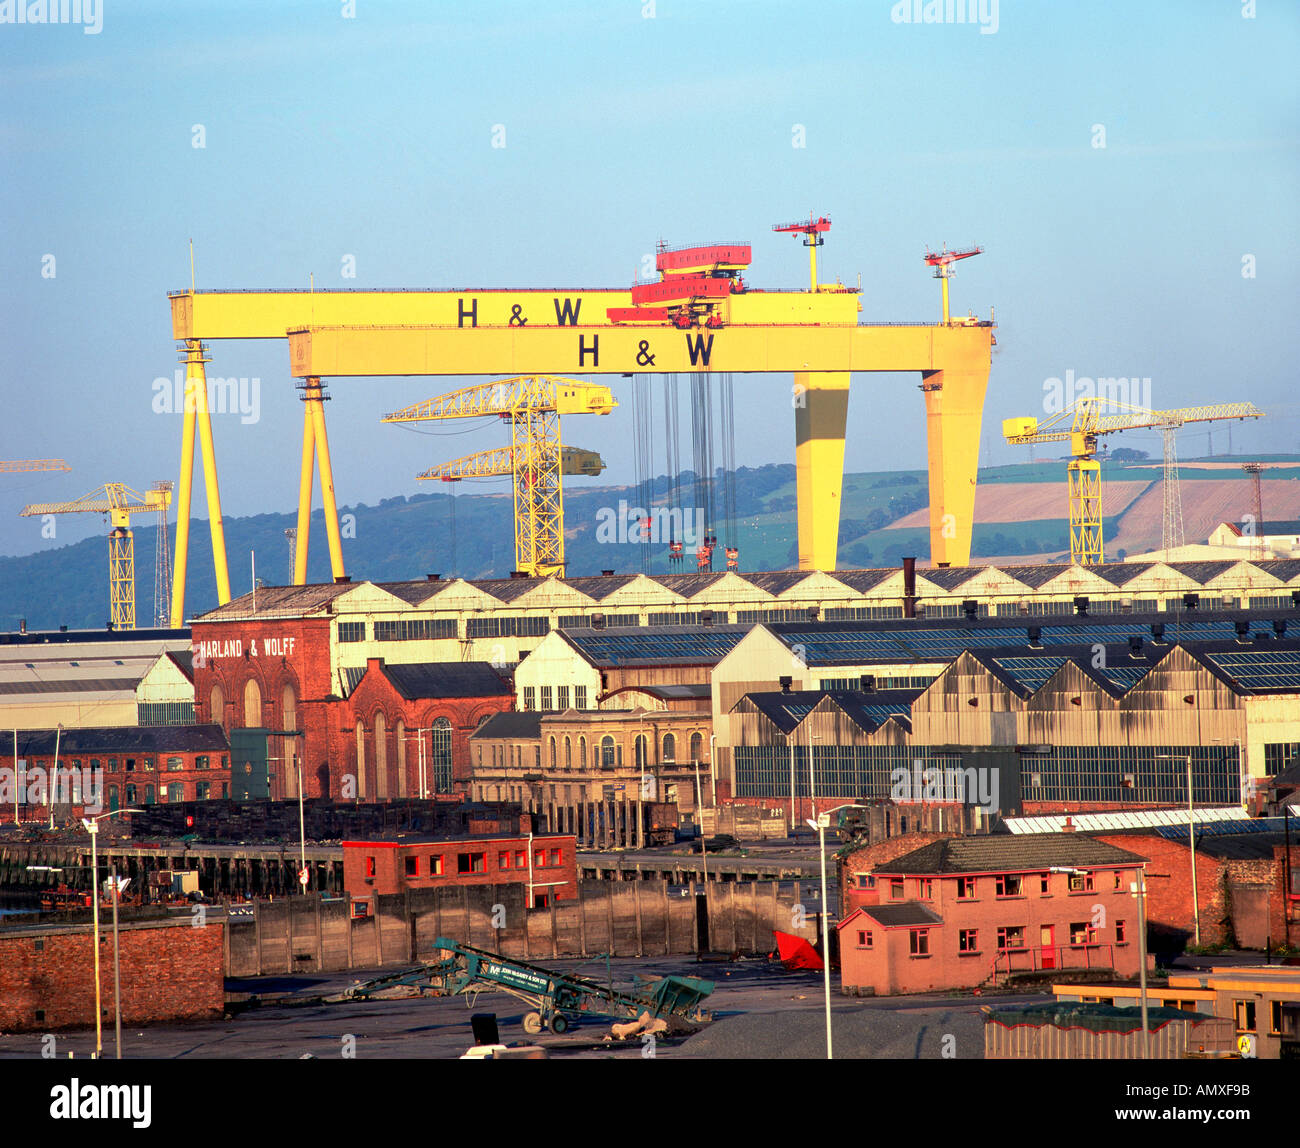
top-left (787, 732), bottom-right (797, 837)
top-left (708, 734), bottom-right (717, 808)
top-left (1157, 753), bottom-right (1199, 946)
top-left (80, 808), bottom-right (141, 1060)
top-left (806, 802), bottom-right (870, 1061)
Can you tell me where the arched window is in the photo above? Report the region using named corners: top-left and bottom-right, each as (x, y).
top-left (579, 736), bottom-right (587, 770)
top-left (395, 718), bottom-right (407, 798)
top-left (600, 735), bottom-right (616, 769)
top-left (430, 717), bottom-right (453, 794)
top-left (662, 733), bottom-right (675, 762)
top-left (564, 736), bottom-right (572, 770)
top-left (549, 736), bottom-right (557, 770)
top-left (125, 783), bottom-right (136, 805)
top-left (209, 683), bottom-right (225, 725)
top-left (108, 785), bottom-right (119, 812)
top-left (690, 731), bottom-right (703, 762)
top-left (281, 684), bottom-right (298, 798)
top-left (635, 734), bottom-right (648, 769)
top-left (243, 678), bottom-right (262, 728)
top-left (374, 711), bottom-right (388, 799)
top-left (355, 722), bottom-right (366, 799)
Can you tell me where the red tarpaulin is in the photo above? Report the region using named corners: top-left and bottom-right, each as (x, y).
top-left (773, 931), bottom-right (823, 971)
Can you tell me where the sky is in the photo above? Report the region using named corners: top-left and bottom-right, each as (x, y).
top-left (1, 0), bottom-right (1297, 560)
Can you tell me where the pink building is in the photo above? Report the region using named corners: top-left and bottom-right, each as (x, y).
top-left (837, 834), bottom-right (1148, 997)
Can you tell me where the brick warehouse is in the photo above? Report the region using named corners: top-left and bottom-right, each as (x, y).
top-left (0, 918), bottom-right (224, 1031)
top-left (190, 608), bottom-right (513, 801)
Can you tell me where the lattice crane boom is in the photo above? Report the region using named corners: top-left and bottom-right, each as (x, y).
top-left (0, 459), bottom-right (71, 473)
top-left (19, 483), bottom-right (172, 630)
top-left (382, 376), bottom-right (616, 424)
top-left (418, 445), bottom-right (605, 482)
top-left (1002, 398), bottom-right (1266, 566)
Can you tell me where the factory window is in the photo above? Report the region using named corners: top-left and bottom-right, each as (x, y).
top-left (499, 851), bottom-right (512, 869)
top-left (1264, 743), bottom-right (1300, 776)
top-left (166, 783), bottom-right (184, 803)
top-left (107, 785), bottom-right (119, 811)
top-left (997, 926), bottom-right (1026, 951)
top-left (430, 719), bottom-right (453, 794)
top-left (856, 874), bottom-right (875, 889)
top-left (457, 852), bottom-right (485, 874)
top-left (916, 878), bottom-right (933, 900)
top-left (549, 848), bottom-right (560, 866)
top-left (523, 686), bottom-right (536, 711)
top-left (635, 735), bottom-right (648, 769)
top-left (1068, 872), bottom-right (1094, 893)
top-left (909, 930), bottom-right (929, 956)
top-left (600, 736), bottom-right (616, 770)
top-left (125, 784), bottom-right (137, 805)
top-left (429, 855), bottom-right (443, 876)
top-left (1234, 1000), bottom-right (1256, 1033)
top-left (534, 746), bottom-right (541, 769)
top-left (89, 758), bottom-right (100, 772)
top-left (535, 849), bottom-right (548, 869)
top-left (574, 686), bottom-right (588, 709)
top-left (541, 686), bottom-right (553, 711)
top-left (405, 856), bottom-right (418, 877)
top-left (1069, 922), bottom-right (1098, 945)
top-left (1115, 920), bottom-right (1127, 943)
top-left (564, 737), bottom-right (572, 770)
top-left (338, 622), bottom-right (366, 643)
top-left (690, 732), bottom-right (703, 762)
top-left (957, 877), bottom-right (977, 899)
top-left (141, 757), bottom-right (155, 772)
top-left (549, 737), bottom-right (557, 769)
top-left (166, 756), bottom-right (184, 772)
top-left (557, 686), bottom-right (570, 710)
top-left (1270, 1001), bottom-right (1284, 1036)
top-left (662, 733), bottom-right (675, 762)
top-left (995, 874), bottom-right (1023, 898)
top-left (1040, 873), bottom-right (1050, 894)
top-left (144, 785), bottom-right (155, 805)
top-left (856, 930), bottom-right (873, 949)
top-left (124, 758), bottom-right (135, 773)
top-left (195, 781), bottom-right (210, 801)
top-left (373, 618), bottom-right (456, 642)
top-left (959, 930), bottom-right (979, 953)
top-left (364, 856), bottom-right (376, 879)
top-left (195, 755), bottom-right (209, 770)
top-left (579, 737), bottom-right (588, 770)
top-left (106, 758), bottom-right (118, 773)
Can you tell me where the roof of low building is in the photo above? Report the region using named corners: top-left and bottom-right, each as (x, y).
top-left (13, 724), bottom-right (229, 756)
top-left (872, 833), bottom-right (1145, 876)
top-left (471, 711), bottom-right (543, 740)
top-left (853, 902), bottom-right (945, 929)
top-left (378, 661), bottom-right (512, 700)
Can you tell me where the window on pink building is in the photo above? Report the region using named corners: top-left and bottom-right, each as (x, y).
top-left (957, 877), bottom-right (977, 899)
top-left (856, 930), bottom-right (873, 949)
top-left (916, 878), bottom-right (933, 900)
top-left (1069, 922), bottom-right (1098, 945)
top-left (889, 879), bottom-right (904, 899)
top-left (909, 929), bottom-right (929, 956)
top-left (995, 874), bottom-right (1023, 897)
top-left (1116, 920), bottom-right (1127, 942)
top-left (959, 929), bottom-right (978, 953)
top-left (997, 925), bottom-right (1025, 950)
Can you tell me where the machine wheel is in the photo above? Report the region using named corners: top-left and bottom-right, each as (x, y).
top-left (549, 1013), bottom-right (569, 1035)
top-left (522, 1011), bottom-right (544, 1035)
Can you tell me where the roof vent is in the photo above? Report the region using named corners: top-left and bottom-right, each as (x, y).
top-left (334, 575), bottom-right (351, 584)
top-left (962, 598), bottom-right (978, 619)
top-left (701, 610), bottom-right (714, 628)
top-left (778, 675), bottom-right (793, 693)
top-left (1027, 625), bottom-right (1042, 647)
top-left (1274, 618), bottom-right (1288, 639)
top-left (807, 606), bottom-right (820, 622)
top-left (59, 625), bottom-right (68, 633)
top-left (860, 674), bottom-right (876, 693)
top-left (1128, 635), bottom-right (1143, 657)
top-left (591, 613), bottom-right (606, 630)
top-left (1184, 592), bottom-right (1199, 610)
top-left (1151, 622), bottom-right (1166, 643)
top-left (1073, 596), bottom-right (1089, 616)
top-left (426, 573), bottom-right (441, 581)
top-left (1234, 618), bottom-right (1250, 641)
top-left (601, 569), bottom-right (615, 577)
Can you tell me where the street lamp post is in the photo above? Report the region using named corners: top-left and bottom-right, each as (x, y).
top-left (708, 734), bottom-right (717, 807)
top-left (806, 802), bottom-right (870, 1061)
top-left (1134, 867), bottom-right (1151, 1057)
top-left (787, 733), bottom-right (796, 836)
top-left (80, 807), bottom-right (141, 1059)
top-left (1158, 753), bottom-right (1199, 946)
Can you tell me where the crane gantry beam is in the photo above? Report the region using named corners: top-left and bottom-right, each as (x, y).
top-left (20, 482), bottom-right (172, 630)
top-left (385, 376), bottom-right (615, 577)
top-left (1003, 398), bottom-right (1266, 565)
top-left (168, 227), bottom-right (993, 616)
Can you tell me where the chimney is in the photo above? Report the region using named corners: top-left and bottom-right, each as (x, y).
top-left (334, 575), bottom-right (351, 584)
top-left (1062, 816), bottom-right (1076, 833)
top-left (601, 569), bottom-right (615, 577)
top-left (903, 557), bottom-right (917, 619)
top-left (18, 618), bottom-right (26, 634)
top-left (426, 573), bottom-right (441, 581)
top-left (778, 675), bottom-right (793, 693)
top-left (510, 570), bottom-right (528, 580)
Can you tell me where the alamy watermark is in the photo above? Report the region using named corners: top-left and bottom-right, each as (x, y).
top-left (0, 761), bottom-right (104, 812)
top-left (595, 501), bottom-right (705, 545)
top-left (891, 759), bottom-right (999, 812)
top-left (891, 0), bottom-right (998, 35)
top-left (1, 0), bottom-right (102, 34)
top-left (1043, 370), bottom-right (1151, 415)
top-left (152, 370), bottom-right (261, 425)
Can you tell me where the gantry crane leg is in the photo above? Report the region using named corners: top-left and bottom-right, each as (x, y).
top-left (171, 340), bottom-right (232, 626)
top-left (794, 371), bottom-right (850, 571)
top-left (922, 362), bottom-right (992, 568)
top-left (293, 389), bottom-right (316, 584)
top-left (291, 378), bottom-right (346, 584)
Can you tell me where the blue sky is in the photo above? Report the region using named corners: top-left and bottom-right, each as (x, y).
top-left (1, 0), bottom-right (1297, 558)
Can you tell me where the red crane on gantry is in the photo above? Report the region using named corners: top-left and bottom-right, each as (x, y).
top-left (923, 245), bottom-right (983, 324)
top-left (773, 215), bottom-right (832, 290)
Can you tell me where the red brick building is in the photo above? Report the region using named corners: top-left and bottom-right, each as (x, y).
top-left (836, 834), bottom-right (1147, 996)
top-left (0, 918), bottom-right (225, 1031)
top-left (2, 725), bottom-right (230, 823)
top-left (1092, 828), bottom-right (1300, 952)
top-left (190, 605), bottom-right (513, 801)
top-left (343, 832), bottom-right (578, 907)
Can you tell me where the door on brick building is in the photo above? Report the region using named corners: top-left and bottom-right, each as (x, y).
top-left (1040, 925), bottom-right (1056, 969)
top-left (230, 728), bottom-right (270, 800)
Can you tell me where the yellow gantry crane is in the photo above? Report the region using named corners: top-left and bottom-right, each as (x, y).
top-left (384, 376), bottom-right (616, 577)
top-left (0, 459), bottom-right (71, 473)
top-left (20, 482), bottom-right (173, 630)
top-left (1003, 398), bottom-right (1265, 565)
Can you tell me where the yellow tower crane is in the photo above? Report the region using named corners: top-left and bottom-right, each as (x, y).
top-left (1, 459), bottom-right (71, 472)
top-left (1003, 399), bottom-right (1265, 565)
top-left (384, 376), bottom-right (616, 577)
top-left (19, 483), bottom-right (173, 630)
top-left (419, 445), bottom-right (605, 483)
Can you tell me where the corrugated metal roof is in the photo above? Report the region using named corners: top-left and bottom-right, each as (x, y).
top-left (381, 661), bottom-right (511, 700)
top-left (1004, 806), bottom-right (1249, 834)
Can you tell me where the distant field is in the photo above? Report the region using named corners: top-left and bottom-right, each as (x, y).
top-left (1110, 476), bottom-right (1300, 554)
top-left (888, 480), bottom-right (1154, 530)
